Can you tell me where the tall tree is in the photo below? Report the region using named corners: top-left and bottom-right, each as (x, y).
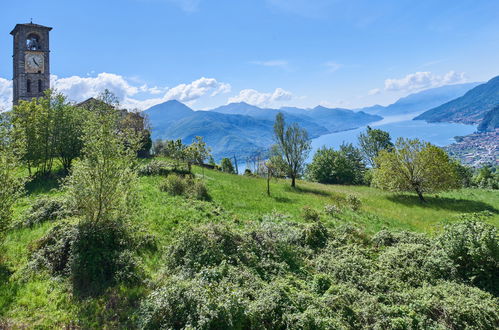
top-left (372, 138), bottom-right (460, 202)
top-left (358, 126), bottom-right (393, 168)
top-left (220, 157), bottom-right (235, 174)
top-left (64, 94), bottom-right (141, 223)
top-left (0, 113), bottom-right (25, 244)
top-left (273, 113), bottom-right (311, 187)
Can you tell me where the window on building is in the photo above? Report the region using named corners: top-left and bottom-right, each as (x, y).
top-left (38, 79), bottom-right (43, 92)
top-left (26, 33), bottom-right (41, 50)
top-left (27, 79), bottom-right (31, 93)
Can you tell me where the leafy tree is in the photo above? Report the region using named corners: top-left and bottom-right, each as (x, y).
top-left (64, 94), bottom-right (141, 224)
top-left (473, 166), bottom-right (499, 189)
top-left (272, 112), bottom-right (311, 187)
top-left (220, 157), bottom-right (235, 174)
top-left (12, 90), bottom-right (86, 174)
top-left (0, 114), bottom-right (25, 244)
top-left (372, 138), bottom-right (460, 202)
top-left (121, 110), bottom-right (152, 158)
top-left (307, 144), bottom-right (365, 185)
top-left (358, 126), bottom-right (393, 168)
top-left (186, 136), bottom-right (212, 165)
top-left (452, 160), bottom-right (474, 188)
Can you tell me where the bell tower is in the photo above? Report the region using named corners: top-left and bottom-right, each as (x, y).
top-left (10, 22), bottom-right (52, 106)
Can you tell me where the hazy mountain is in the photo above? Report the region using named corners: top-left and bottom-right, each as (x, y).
top-left (213, 102), bottom-right (381, 134)
top-left (415, 76), bottom-right (499, 124)
top-left (144, 100), bottom-right (194, 125)
top-left (361, 82), bottom-right (481, 117)
top-left (477, 106), bottom-right (499, 132)
top-left (151, 110), bottom-right (275, 160)
top-left (212, 102), bottom-right (329, 137)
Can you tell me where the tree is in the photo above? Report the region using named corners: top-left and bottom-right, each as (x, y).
top-left (307, 144), bottom-right (366, 185)
top-left (220, 157), bottom-right (235, 174)
top-left (0, 113), bottom-right (25, 244)
top-left (272, 113), bottom-right (311, 187)
top-left (372, 138), bottom-right (460, 202)
top-left (358, 126), bottom-right (393, 168)
top-left (12, 90), bottom-right (86, 174)
top-left (261, 156), bottom-right (284, 196)
top-left (121, 110), bottom-right (152, 158)
top-left (64, 93), bottom-right (141, 223)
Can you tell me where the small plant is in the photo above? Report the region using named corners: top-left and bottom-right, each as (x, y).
top-left (160, 173), bottom-right (188, 196)
top-left (324, 204), bottom-right (341, 217)
top-left (189, 180), bottom-right (210, 201)
top-left (302, 206), bottom-right (320, 221)
top-left (20, 196), bottom-right (71, 227)
top-left (346, 194), bottom-right (361, 211)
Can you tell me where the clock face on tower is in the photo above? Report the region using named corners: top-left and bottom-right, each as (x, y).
top-left (25, 52), bottom-right (45, 73)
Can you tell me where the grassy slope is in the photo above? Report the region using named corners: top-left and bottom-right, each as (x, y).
top-left (1, 166), bottom-right (498, 326)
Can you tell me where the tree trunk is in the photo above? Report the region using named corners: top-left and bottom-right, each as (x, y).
top-left (416, 189), bottom-right (426, 203)
top-left (291, 176), bottom-right (296, 187)
top-left (267, 172), bottom-right (271, 196)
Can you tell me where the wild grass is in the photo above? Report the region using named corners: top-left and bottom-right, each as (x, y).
top-left (1, 163), bottom-right (497, 326)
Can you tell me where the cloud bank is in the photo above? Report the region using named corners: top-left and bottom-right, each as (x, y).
top-left (384, 71), bottom-right (466, 92)
top-left (228, 88), bottom-right (293, 107)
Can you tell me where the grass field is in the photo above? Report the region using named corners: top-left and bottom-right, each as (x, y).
top-left (1, 165), bottom-right (498, 326)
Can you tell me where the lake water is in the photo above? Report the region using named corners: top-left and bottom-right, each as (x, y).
top-left (310, 113), bottom-right (477, 159)
top-left (238, 113), bottom-right (477, 172)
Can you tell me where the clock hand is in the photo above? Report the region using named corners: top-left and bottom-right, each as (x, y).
top-left (33, 58), bottom-right (39, 67)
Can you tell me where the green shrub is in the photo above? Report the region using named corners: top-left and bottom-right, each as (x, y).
top-left (137, 159), bottom-right (171, 176)
top-left (71, 219), bottom-right (140, 297)
top-left (346, 194), bottom-right (361, 211)
top-left (301, 206), bottom-right (320, 221)
top-left (189, 179), bottom-right (210, 201)
top-left (372, 229), bottom-right (431, 248)
top-left (323, 204), bottom-right (341, 217)
top-left (437, 219), bottom-right (499, 295)
top-left (28, 220), bottom-right (78, 276)
top-left (19, 196), bottom-right (71, 228)
top-left (301, 221), bottom-right (329, 250)
top-left (377, 243), bottom-right (456, 287)
top-left (159, 173), bottom-right (188, 196)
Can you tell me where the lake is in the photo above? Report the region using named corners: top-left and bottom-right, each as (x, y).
top-left (310, 113), bottom-right (477, 159)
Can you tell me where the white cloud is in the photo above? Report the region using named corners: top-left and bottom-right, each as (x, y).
top-left (384, 71), bottom-right (466, 92)
top-left (368, 88), bottom-right (381, 95)
top-left (325, 61), bottom-right (342, 73)
top-left (0, 78), bottom-right (13, 111)
top-left (0, 74), bottom-right (231, 111)
top-left (228, 88), bottom-right (293, 107)
top-left (251, 60), bottom-right (289, 69)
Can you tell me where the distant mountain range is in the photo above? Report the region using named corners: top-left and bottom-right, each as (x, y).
top-left (415, 76), bottom-right (499, 124)
top-left (143, 77), bottom-right (498, 161)
top-left (145, 101), bottom-right (381, 160)
top-left (360, 82), bottom-right (480, 116)
top-left (477, 106), bottom-right (499, 132)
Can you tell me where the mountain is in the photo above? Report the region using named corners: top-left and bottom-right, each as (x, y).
top-left (414, 76), bottom-right (499, 124)
top-left (144, 100), bottom-right (194, 125)
top-left (150, 110), bottom-right (275, 160)
top-left (305, 106), bottom-right (382, 132)
top-left (477, 106), bottom-right (499, 132)
top-left (213, 102), bottom-right (381, 134)
top-left (361, 82), bottom-right (481, 117)
top-left (211, 102), bottom-right (329, 137)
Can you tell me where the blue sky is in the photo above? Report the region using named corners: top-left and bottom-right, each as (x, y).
top-left (1, 0), bottom-right (499, 110)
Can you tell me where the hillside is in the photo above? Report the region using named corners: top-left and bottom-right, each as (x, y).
top-left (360, 82), bottom-right (480, 117)
top-left (478, 106), bottom-right (499, 132)
top-left (415, 75), bottom-right (499, 124)
top-left (1, 164), bottom-right (498, 327)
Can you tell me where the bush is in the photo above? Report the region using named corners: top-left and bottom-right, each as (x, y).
top-left (29, 219), bottom-right (140, 297)
top-left (28, 220), bottom-right (78, 276)
top-left (19, 196), bottom-right (71, 227)
top-left (70, 220), bottom-right (140, 297)
top-left (301, 206), bottom-right (320, 221)
top-left (346, 194), bottom-right (361, 211)
top-left (372, 229), bottom-right (431, 248)
top-left (302, 221), bottom-right (329, 250)
top-left (189, 180), bottom-right (210, 201)
top-left (323, 204), bottom-right (341, 217)
top-left (137, 159), bottom-right (171, 176)
top-left (437, 219), bottom-right (499, 295)
top-left (159, 174), bottom-right (210, 200)
top-left (159, 173), bottom-right (188, 196)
